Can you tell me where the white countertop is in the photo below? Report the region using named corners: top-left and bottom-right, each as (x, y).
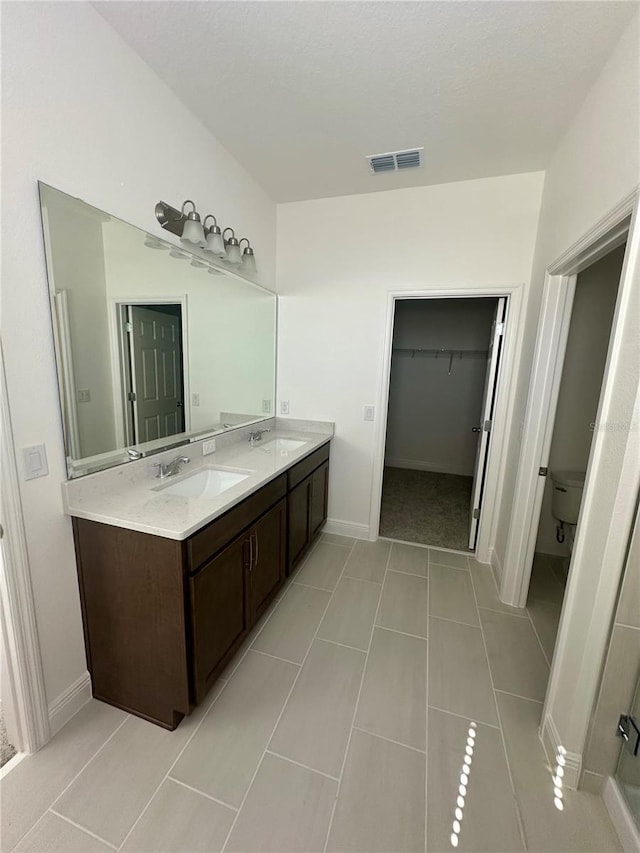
top-left (62, 420), bottom-right (333, 540)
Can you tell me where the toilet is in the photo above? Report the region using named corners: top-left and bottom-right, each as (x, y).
top-left (550, 470), bottom-right (586, 567)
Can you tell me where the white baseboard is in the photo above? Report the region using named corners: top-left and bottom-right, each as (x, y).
top-left (604, 776), bottom-right (640, 853)
top-left (540, 713), bottom-right (582, 789)
top-left (384, 458), bottom-right (473, 477)
top-left (48, 671), bottom-right (92, 736)
top-left (323, 519), bottom-right (371, 541)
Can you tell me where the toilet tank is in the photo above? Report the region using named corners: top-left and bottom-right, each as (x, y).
top-left (550, 470), bottom-right (586, 525)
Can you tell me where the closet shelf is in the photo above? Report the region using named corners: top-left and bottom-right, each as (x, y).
top-left (392, 347), bottom-right (488, 358)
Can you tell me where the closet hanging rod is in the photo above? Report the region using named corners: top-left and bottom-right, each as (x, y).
top-left (392, 347), bottom-right (489, 358)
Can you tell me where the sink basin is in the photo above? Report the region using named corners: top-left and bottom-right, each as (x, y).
top-left (259, 438), bottom-right (308, 455)
top-left (156, 467), bottom-right (251, 499)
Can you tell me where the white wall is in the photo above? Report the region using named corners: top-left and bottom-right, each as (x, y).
top-left (536, 245), bottom-right (624, 555)
top-left (385, 299), bottom-right (497, 476)
top-left (277, 172), bottom-right (544, 536)
top-left (494, 12), bottom-right (640, 568)
top-left (1, 2), bottom-right (276, 712)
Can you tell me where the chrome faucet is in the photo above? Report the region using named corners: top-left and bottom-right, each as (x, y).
top-left (248, 428), bottom-right (271, 444)
top-left (153, 455), bottom-right (190, 479)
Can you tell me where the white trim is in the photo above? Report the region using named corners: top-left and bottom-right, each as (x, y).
top-left (0, 342), bottom-right (50, 754)
top-left (502, 191), bottom-right (638, 610)
top-left (383, 457), bottom-right (473, 477)
top-left (47, 671), bottom-right (92, 736)
top-left (369, 285), bottom-right (524, 563)
top-left (540, 713), bottom-right (582, 789)
top-left (323, 518), bottom-right (371, 540)
top-left (604, 776), bottom-right (640, 853)
top-left (500, 273), bottom-right (576, 605)
top-left (488, 547), bottom-right (503, 588)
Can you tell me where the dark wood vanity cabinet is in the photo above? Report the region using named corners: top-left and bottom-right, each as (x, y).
top-left (287, 443), bottom-right (330, 573)
top-left (72, 442), bottom-right (329, 730)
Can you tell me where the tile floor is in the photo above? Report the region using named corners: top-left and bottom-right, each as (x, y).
top-left (1, 535), bottom-right (622, 853)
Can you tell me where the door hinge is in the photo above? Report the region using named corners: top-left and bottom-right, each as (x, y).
top-left (472, 508), bottom-right (480, 520)
top-left (127, 391), bottom-right (136, 402)
top-left (125, 321), bottom-right (133, 333)
top-left (539, 467), bottom-right (548, 477)
top-left (495, 322), bottom-right (504, 336)
top-left (483, 419), bottom-right (492, 432)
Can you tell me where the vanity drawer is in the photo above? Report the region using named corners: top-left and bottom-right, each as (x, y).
top-left (287, 442), bottom-right (330, 490)
top-left (188, 474), bottom-right (287, 570)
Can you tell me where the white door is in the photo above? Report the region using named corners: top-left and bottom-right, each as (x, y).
top-left (469, 298), bottom-right (507, 550)
top-left (128, 306), bottom-right (185, 443)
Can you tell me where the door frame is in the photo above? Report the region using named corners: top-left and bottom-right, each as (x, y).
top-left (500, 188), bottom-right (639, 783)
top-left (369, 284), bottom-right (524, 561)
top-left (0, 342), bottom-right (51, 757)
top-left (108, 296), bottom-right (190, 449)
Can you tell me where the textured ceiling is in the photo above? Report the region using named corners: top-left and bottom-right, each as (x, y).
top-left (94, 1), bottom-right (636, 202)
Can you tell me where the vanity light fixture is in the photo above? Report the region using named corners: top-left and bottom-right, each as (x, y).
top-left (155, 199), bottom-right (257, 274)
top-left (223, 228), bottom-right (242, 265)
top-left (240, 238), bottom-right (257, 274)
top-left (203, 215), bottom-right (226, 258)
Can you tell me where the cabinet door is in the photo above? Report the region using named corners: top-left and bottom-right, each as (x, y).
top-left (250, 498), bottom-right (286, 622)
top-left (189, 533), bottom-right (250, 704)
top-left (288, 476), bottom-right (312, 573)
top-left (310, 461), bottom-right (329, 540)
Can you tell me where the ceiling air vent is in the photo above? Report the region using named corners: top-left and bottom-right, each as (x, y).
top-left (367, 148), bottom-right (424, 175)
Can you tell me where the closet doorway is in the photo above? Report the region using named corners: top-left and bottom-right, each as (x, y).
top-left (379, 297), bottom-right (506, 552)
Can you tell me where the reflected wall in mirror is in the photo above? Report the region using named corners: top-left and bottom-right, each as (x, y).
top-left (39, 183), bottom-right (277, 477)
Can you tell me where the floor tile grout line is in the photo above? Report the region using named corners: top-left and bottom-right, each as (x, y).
top-left (475, 603), bottom-right (529, 619)
top-left (341, 573), bottom-right (383, 586)
top-left (322, 541), bottom-right (392, 853)
top-left (249, 648), bottom-right (302, 667)
top-left (469, 568), bottom-right (528, 852)
top-left (522, 603), bottom-right (554, 670)
top-left (429, 561), bottom-right (470, 573)
top-left (374, 624), bottom-right (428, 642)
top-left (47, 713), bottom-right (131, 818)
top-left (115, 675), bottom-right (235, 851)
top-left (220, 536), bottom-right (358, 853)
top-left (314, 636), bottom-right (367, 654)
top-left (426, 704), bottom-right (502, 731)
top-left (264, 749), bottom-right (341, 782)
top-left (293, 579), bottom-right (342, 594)
top-left (387, 567), bottom-right (429, 579)
top-left (165, 776), bottom-right (239, 811)
top-left (350, 726), bottom-right (427, 756)
top-left (6, 711), bottom-right (130, 853)
top-left (48, 808), bottom-right (119, 850)
top-left (427, 611), bottom-right (480, 630)
top-left (494, 688), bottom-right (544, 705)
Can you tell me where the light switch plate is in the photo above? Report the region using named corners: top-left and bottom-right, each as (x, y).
top-left (364, 405), bottom-right (375, 422)
top-left (22, 444), bottom-right (49, 480)
top-left (202, 439), bottom-right (216, 455)
top-left (280, 400), bottom-right (290, 415)
top-left (262, 399), bottom-right (271, 413)
top-left (191, 392), bottom-right (200, 407)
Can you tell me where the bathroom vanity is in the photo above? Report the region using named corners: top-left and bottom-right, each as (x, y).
top-left (65, 427), bottom-right (331, 729)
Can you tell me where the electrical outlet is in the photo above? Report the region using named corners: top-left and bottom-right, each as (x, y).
top-left (202, 438), bottom-right (216, 455)
top-left (77, 389), bottom-right (91, 403)
top-left (364, 405), bottom-right (375, 422)
top-left (280, 400), bottom-right (290, 415)
top-left (192, 392), bottom-right (200, 407)
top-left (262, 399), bottom-right (271, 413)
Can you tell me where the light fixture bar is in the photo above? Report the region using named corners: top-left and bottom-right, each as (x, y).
top-left (155, 201), bottom-right (184, 236)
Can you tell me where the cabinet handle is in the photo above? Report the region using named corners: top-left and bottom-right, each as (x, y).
top-left (253, 531), bottom-right (259, 570)
top-left (248, 534), bottom-right (254, 572)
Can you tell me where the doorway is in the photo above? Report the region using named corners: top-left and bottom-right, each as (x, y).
top-left (525, 244), bottom-right (626, 661)
top-left (117, 302), bottom-right (186, 446)
top-left (378, 296), bottom-right (507, 552)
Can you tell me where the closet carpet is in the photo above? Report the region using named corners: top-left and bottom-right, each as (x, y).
top-left (379, 467), bottom-right (472, 551)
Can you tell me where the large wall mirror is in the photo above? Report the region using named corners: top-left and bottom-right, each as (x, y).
top-left (39, 183), bottom-right (277, 478)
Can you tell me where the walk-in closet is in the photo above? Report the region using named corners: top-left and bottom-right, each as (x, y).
top-left (380, 297), bottom-right (504, 551)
